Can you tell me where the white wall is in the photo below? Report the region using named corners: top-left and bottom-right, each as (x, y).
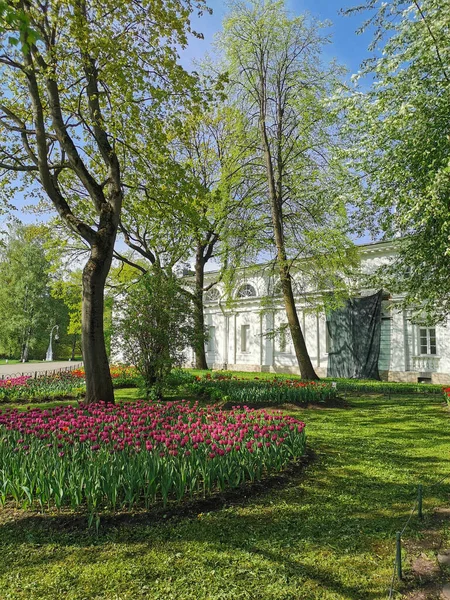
top-left (198, 241), bottom-right (450, 382)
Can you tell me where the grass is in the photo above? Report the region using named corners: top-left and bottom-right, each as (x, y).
top-left (0, 359), bottom-right (46, 365)
top-left (0, 392), bottom-right (449, 599)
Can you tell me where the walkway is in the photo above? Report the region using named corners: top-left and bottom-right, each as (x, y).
top-left (0, 361), bottom-right (83, 378)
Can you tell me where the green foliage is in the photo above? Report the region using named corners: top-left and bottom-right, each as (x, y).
top-left (165, 368), bottom-right (197, 388)
top-left (0, 2), bottom-right (40, 51)
top-left (218, 0), bottom-right (358, 303)
top-left (0, 223), bottom-right (63, 360)
top-left (342, 0), bottom-right (450, 322)
top-left (51, 271), bottom-right (82, 338)
top-left (117, 270), bottom-right (197, 398)
top-left (189, 376), bottom-right (338, 405)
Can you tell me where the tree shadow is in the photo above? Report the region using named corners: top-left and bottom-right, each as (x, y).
top-left (0, 393), bottom-right (448, 599)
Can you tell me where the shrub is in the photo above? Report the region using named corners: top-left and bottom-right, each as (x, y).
top-left (116, 271), bottom-right (197, 399)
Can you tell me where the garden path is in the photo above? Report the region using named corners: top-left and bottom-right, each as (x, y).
top-left (0, 361), bottom-right (82, 377)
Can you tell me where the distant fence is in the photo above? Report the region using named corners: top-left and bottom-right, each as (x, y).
top-left (0, 363), bottom-right (83, 381)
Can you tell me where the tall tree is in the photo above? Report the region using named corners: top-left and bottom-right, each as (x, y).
top-left (118, 104), bottom-right (256, 369)
top-left (51, 270), bottom-right (83, 361)
top-left (0, 223), bottom-right (54, 360)
top-left (0, 0), bottom-right (208, 402)
top-left (219, 0), bottom-right (352, 380)
top-left (171, 107), bottom-right (256, 369)
top-left (343, 0), bottom-right (450, 323)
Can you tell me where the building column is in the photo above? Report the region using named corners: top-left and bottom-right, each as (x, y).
top-left (316, 313), bottom-right (320, 368)
top-left (233, 314), bottom-right (237, 365)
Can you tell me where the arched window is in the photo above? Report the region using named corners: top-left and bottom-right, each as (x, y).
top-left (205, 287), bottom-right (220, 302)
top-left (237, 283), bottom-right (257, 298)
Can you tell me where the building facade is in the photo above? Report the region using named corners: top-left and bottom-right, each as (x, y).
top-left (192, 241), bottom-right (450, 384)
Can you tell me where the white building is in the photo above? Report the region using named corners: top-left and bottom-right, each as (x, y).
top-left (193, 241), bottom-right (450, 384)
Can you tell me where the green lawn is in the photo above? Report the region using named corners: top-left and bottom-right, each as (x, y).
top-left (0, 392), bottom-right (449, 599)
top-left (0, 359), bottom-right (46, 365)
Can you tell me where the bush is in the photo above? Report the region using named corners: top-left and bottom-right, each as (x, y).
top-left (116, 271), bottom-right (196, 399)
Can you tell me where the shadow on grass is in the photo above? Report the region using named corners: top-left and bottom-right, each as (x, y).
top-left (0, 393), bottom-right (448, 599)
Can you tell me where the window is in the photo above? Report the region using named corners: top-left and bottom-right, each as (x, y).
top-left (279, 323), bottom-right (288, 353)
top-left (419, 327), bottom-right (437, 355)
top-left (207, 326), bottom-right (215, 353)
top-left (205, 288), bottom-right (220, 302)
top-left (241, 324), bottom-right (250, 352)
top-left (237, 284), bottom-right (256, 298)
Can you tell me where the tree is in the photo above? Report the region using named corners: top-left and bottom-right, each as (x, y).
top-left (51, 270), bottom-right (83, 361)
top-left (219, 0), bottom-right (353, 380)
top-left (118, 104), bottom-right (256, 370)
top-left (343, 0), bottom-right (450, 323)
top-left (0, 0), bottom-right (209, 402)
top-left (0, 223), bottom-right (55, 360)
top-left (169, 106), bottom-right (257, 369)
top-left (117, 269), bottom-right (196, 398)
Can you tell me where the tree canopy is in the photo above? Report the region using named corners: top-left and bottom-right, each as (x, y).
top-left (344, 0), bottom-right (450, 322)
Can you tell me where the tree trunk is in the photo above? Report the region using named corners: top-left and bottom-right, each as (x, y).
top-left (279, 264), bottom-right (319, 380)
top-left (70, 334), bottom-right (77, 361)
top-left (82, 237), bottom-right (115, 404)
top-left (194, 245), bottom-right (209, 370)
top-left (21, 328), bottom-right (31, 362)
top-left (259, 108), bottom-right (318, 380)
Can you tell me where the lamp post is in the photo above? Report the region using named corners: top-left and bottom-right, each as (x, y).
top-left (45, 325), bottom-right (59, 362)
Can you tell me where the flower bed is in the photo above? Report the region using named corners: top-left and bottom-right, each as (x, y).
top-left (190, 375), bottom-right (337, 405)
top-left (0, 400), bottom-right (306, 519)
top-left (324, 378), bottom-right (443, 395)
top-left (0, 366), bottom-right (140, 403)
top-left (443, 387), bottom-right (450, 406)
top-left (0, 372), bottom-right (86, 403)
top-left (190, 371), bottom-right (444, 398)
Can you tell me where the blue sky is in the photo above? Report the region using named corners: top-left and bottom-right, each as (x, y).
top-left (181, 0), bottom-right (373, 81)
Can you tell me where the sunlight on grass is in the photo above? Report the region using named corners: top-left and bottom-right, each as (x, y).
top-left (0, 393), bottom-right (448, 599)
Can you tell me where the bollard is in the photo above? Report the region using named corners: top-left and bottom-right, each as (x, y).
top-left (418, 484), bottom-right (423, 519)
top-left (396, 532), bottom-right (402, 580)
